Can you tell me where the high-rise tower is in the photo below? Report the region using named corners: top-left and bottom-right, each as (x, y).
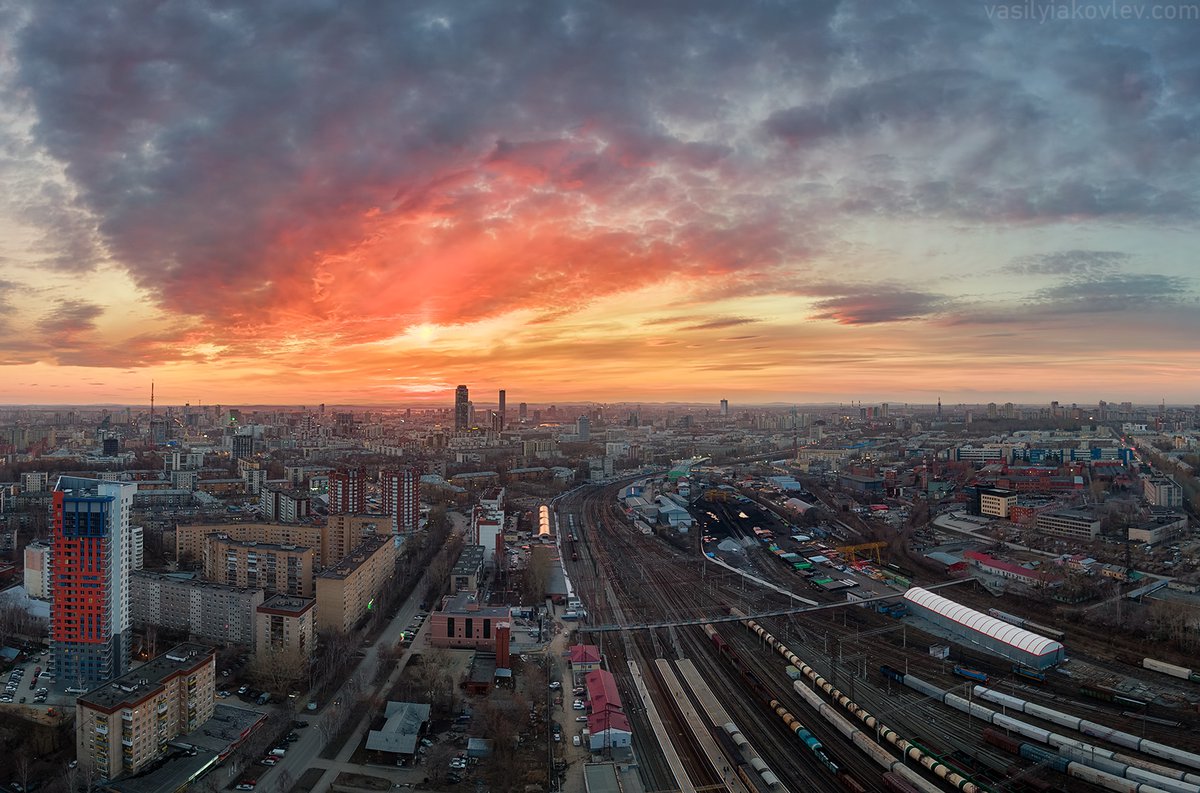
top-left (454, 385), bottom-right (469, 431)
top-left (381, 467), bottom-right (420, 537)
top-left (328, 466), bottom-right (367, 515)
top-left (498, 389), bottom-right (506, 431)
top-left (52, 476), bottom-right (136, 689)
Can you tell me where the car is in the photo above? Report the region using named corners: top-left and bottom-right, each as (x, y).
top-left (420, 738), bottom-right (433, 747)
top-left (237, 685), bottom-right (249, 695)
top-left (572, 701), bottom-right (585, 711)
top-left (259, 758), bottom-right (277, 767)
top-left (572, 687), bottom-right (585, 696)
top-left (306, 702), bottom-right (317, 711)
top-left (449, 759), bottom-right (467, 769)
top-left (218, 690), bottom-right (231, 698)
top-left (573, 735), bottom-right (581, 746)
top-left (221, 670), bottom-right (230, 677)
top-left (548, 681), bottom-right (561, 690)
top-left (68, 761), bottom-right (77, 769)
top-left (235, 783), bottom-right (257, 791)
top-left (293, 720), bottom-right (309, 728)
top-left (575, 715), bottom-right (587, 722)
top-left (553, 732), bottom-right (561, 742)
top-left (286, 732), bottom-right (299, 742)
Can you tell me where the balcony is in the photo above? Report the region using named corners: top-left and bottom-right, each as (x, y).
top-left (121, 712), bottom-right (132, 721)
top-left (121, 737), bottom-right (133, 747)
top-left (156, 702), bottom-right (168, 714)
top-left (94, 724), bottom-right (109, 735)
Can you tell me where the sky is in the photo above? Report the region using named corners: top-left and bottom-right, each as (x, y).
top-left (0, 0), bottom-right (1197, 406)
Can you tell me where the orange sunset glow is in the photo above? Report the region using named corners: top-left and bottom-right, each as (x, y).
top-left (0, 3), bottom-right (1197, 405)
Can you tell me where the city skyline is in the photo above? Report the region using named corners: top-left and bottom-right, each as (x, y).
top-left (1, 3), bottom-right (1198, 404)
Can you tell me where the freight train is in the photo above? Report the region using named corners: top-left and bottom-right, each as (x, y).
top-left (880, 666), bottom-right (1200, 793)
top-left (731, 613), bottom-right (979, 793)
top-left (703, 623), bottom-right (837, 786)
top-left (953, 665), bottom-right (991, 684)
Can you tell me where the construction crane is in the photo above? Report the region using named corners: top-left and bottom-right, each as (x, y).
top-left (836, 541), bottom-right (886, 565)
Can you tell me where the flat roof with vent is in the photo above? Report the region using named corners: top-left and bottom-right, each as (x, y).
top-left (77, 642), bottom-right (215, 713)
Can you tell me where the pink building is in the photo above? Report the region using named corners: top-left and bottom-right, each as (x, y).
top-left (428, 592), bottom-right (512, 650)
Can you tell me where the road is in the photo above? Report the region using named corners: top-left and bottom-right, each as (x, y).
top-left (233, 511), bottom-right (468, 791)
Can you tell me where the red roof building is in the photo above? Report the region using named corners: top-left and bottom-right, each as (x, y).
top-left (584, 669), bottom-right (622, 714)
top-left (568, 644), bottom-right (601, 670)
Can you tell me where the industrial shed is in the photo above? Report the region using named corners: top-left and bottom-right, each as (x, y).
top-left (904, 587), bottom-right (1065, 670)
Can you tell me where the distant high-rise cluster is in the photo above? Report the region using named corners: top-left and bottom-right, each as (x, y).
top-left (720, 398), bottom-right (729, 417)
top-left (454, 384), bottom-right (469, 431)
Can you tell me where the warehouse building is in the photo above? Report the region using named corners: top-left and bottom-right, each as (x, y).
top-left (904, 587), bottom-right (1065, 670)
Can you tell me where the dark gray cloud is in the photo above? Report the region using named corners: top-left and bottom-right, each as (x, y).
top-left (1031, 273), bottom-right (1191, 312)
top-left (810, 289), bottom-right (947, 325)
top-left (1008, 250), bottom-right (1130, 276)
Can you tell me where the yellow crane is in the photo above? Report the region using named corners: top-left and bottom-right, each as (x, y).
top-left (837, 541), bottom-right (886, 565)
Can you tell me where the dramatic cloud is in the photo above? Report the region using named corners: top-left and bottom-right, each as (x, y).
top-left (0, 0), bottom-right (1197, 402)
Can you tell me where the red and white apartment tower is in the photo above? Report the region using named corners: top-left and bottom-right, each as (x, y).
top-left (381, 467), bottom-right (420, 537)
top-left (328, 466), bottom-right (367, 515)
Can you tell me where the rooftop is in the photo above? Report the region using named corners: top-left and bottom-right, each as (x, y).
top-left (319, 534), bottom-right (392, 579)
top-left (441, 591), bottom-right (512, 618)
top-left (364, 701), bottom-right (431, 755)
top-left (78, 643), bottom-right (214, 711)
top-left (131, 570), bottom-right (261, 596)
top-left (257, 594), bottom-right (315, 615)
top-left (451, 545), bottom-right (486, 577)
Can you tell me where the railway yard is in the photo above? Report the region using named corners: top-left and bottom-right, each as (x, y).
top-left (555, 479), bottom-right (1200, 793)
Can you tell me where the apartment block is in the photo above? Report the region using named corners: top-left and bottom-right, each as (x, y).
top-left (204, 536), bottom-right (315, 597)
top-left (324, 514), bottom-right (392, 566)
top-left (256, 594), bottom-right (315, 658)
top-left (76, 643), bottom-right (215, 782)
top-left (24, 540), bottom-right (52, 600)
top-left (130, 572), bottom-right (264, 647)
top-left (52, 477), bottom-right (137, 690)
top-left (176, 522), bottom-right (324, 566)
top-left (259, 485), bottom-right (311, 523)
top-left (315, 535), bottom-right (397, 633)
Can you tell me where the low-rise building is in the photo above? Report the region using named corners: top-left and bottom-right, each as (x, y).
top-left (978, 487), bottom-right (1018, 520)
top-left (1128, 511), bottom-right (1189, 547)
top-left (429, 591), bottom-right (511, 650)
top-left (1035, 509), bottom-right (1101, 541)
top-left (451, 545), bottom-right (485, 592)
top-left (76, 643), bottom-right (216, 782)
top-left (568, 645), bottom-right (602, 675)
top-left (315, 534), bottom-right (397, 633)
top-left (131, 572), bottom-right (264, 647)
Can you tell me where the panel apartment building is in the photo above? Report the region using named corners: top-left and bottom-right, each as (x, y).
top-left (203, 536), bottom-right (316, 597)
top-left (315, 535), bottom-right (397, 633)
top-left (77, 643), bottom-right (215, 782)
top-left (177, 515), bottom-right (389, 569)
top-left (130, 572), bottom-right (264, 647)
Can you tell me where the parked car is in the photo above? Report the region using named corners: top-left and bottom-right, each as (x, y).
top-left (573, 735), bottom-right (581, 746)
top-left (259, 757), bottom-right (277, 767)
top-left (548, 681), bottom-right (561, 690)
top-left (572, 701), bottom-right (585, 711)
top-left (235, 782), bottom-right (257, 790)
top-left (575, 715), bottom-right (587, 722)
